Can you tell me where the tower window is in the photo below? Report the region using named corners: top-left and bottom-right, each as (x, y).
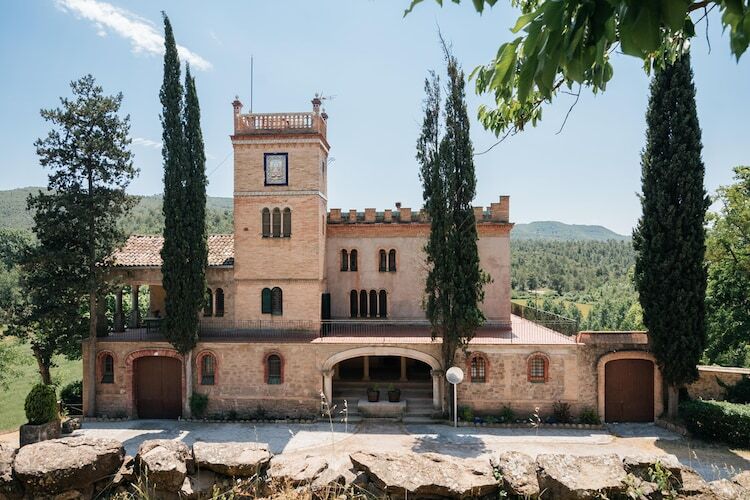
top-left (201, 353), bottom-right (216, 385)
top-left (470, 354), bottom-right (487, 383)
top-left (282, 208), bottom-right (291, 237)
top-left (215, 288), bottom-right (224, 317)
top-left (272, 208), bottom-right (281, 237)
top-left (369, 290), bottom-right (378, 318)
top-left (261, 288), bottom-right (272, 314)
top-left (388, 249), bottom-right (397, 272)
top-left (350, 249), bottom-right (358, 272)
top-left (350, 290), bottom-right (358, 318)
top-left (527, 354), bottom-right (549, 383)
top-left (359, 290), bottom-right (368, 318)
top-left (267, 354), bottom-right (283, 384)
top-left (379, 250), bottom-right (387, 272)
top-left (378, 290), bottom-right (388, 318)
top-left (261, 208), bottom-right (271, 237)
top-left (341, 250), bottom-right (349, 271)
top-left (101, 354), bottom-right (114, 384)
top-left (271, 287), bottom-right (283, 316)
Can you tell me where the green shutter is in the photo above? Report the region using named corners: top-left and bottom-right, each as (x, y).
top-left (261, 288), bottom-right (272, 314)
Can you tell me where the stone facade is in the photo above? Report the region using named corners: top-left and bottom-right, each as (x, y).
top-left (686, 365), bottom-right (750, 400)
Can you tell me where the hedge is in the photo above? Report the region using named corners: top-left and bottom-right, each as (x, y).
top-left (24, 383), bottom-right (58, 425)
top-left (680, 399), bottom-right (750, 448)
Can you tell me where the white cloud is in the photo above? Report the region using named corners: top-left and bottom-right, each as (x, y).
top-left (132, 137), bottom-right (162, 149)
top-left (55, 0), bottom-right (212, 71)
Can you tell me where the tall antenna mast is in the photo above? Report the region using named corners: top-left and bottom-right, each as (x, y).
top-left (250, 55), bottom-right (254, 113)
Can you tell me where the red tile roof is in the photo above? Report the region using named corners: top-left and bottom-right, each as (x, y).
top-left (111, 234), bottom-right (234, 267)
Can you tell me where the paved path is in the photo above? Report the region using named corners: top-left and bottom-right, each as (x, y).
top-left (2, 420), bottom-right (748, 481)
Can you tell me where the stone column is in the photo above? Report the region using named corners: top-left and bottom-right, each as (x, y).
top-left (431, 369), bottom-right (444, 410)
top-left (114, 289), bottom-right (124, 332)
top-left (400, 357), bottom-right (408, 381)
top-left (323, 369), bottom-right (334, 404)
top-left (363, 356), bottom-right (370, 381)
top-left (129, 285), bottom-right (140, 328)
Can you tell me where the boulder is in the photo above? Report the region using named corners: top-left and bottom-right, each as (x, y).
top-left (490, 451), bottom-right (540, 498)
top-left (179, 470), bottom-right (222, 500)
top-left (310, 457), bottom-right (365, 494)
top-left (350, 451), bottom-right (497, 499)
top-left (12, 436), bottom-right (124, 495)
top-left (536, 454), bottom-right (627, 499)
top-left (623, 454), bottom-right (683, 481)
top-left (111, 455), bottom-right (135, 488)
top-left (266, 454), bottom-right (329, 487)
top-left (135, 440), bottom-right (193, 492)
top-left (734, 471), bottom-right (750, 490)
top-left (677, 468), bottom-right (712, 497)
top-left (708, 478), bottom-right (750, 499)
top-left (0, 442), bottom-right (22, 499)
top-left (192, 441), bottom-right (271, 477)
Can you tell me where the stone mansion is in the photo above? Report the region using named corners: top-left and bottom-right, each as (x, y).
top-left (83, 97), bottom-right (661, 423)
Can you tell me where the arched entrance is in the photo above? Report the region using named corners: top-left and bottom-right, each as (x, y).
top-left (598, 351), bottom-right (663, 422)
top-left (133, 355), bottom-right (182, 419)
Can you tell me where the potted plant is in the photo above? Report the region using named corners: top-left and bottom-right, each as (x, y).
top-left (387, 384), bottom-right (401, 402)
top-left (366, 385), bottom-right (380, 402)
top-left (20, 383), bottom-right (61, 446)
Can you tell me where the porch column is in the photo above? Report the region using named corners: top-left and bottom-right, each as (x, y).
top-left (431, 369), bottom-right (444, 410)
top-left (323, 369), bottom-right (334, 404)
top-left (362, 356), bottom-right (370, 381)
top-left (114, 289), bottom-right (124, 332)
top-left (129, 285), bottom-right (140, 328)
top-left (400, 357), bottom-right (407, 381)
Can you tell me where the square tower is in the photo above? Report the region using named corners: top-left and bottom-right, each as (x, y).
top-left (230, 97), bottom-right (329, 321)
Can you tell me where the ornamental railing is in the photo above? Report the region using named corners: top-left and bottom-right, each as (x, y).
top-left (235, 112), bottom-right (326, 136)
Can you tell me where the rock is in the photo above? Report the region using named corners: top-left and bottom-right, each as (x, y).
top-left (193, 441), bottom-right (271, 477)
top-left (18, 420), bottom-right (61, 447)
top-left (536, 454), bottom-right (627, 499)
top-left (111, 455), bottom-right (135, 488)
top-left (179, 470), bottom-right (221, 500)
top-left (622, 473), bottom-right (658, 499)
top-left (350, 451), bottom-right (497, 499)
top-left (0, 442), bottom-right (22, 499)
top-left (490, 451), bottom-right (540, 498)
top-left (267, 454), bottom-right (329, 487)
top-left (623, 454), bottom-right (683, 481)
top-left (310, 457), bottom-right (365, 495)
top-left (135, 440), bottom-right (193, 492)
top-left (708, 478), bottom-right (750, 499)
top-left (734, 471), bottom-right (750, 490)
top-left (678, 468), bottom-right (712, 497)
top-left (61, 418), bottom-right (81, 435)
top-left (12, 436), bottom-right (124, 495)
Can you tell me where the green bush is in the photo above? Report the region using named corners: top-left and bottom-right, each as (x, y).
top-left (459, 405), bottom-right (474, 422)
top-left (680, 400), bottom-right (750, 447)
top-left (719, 376), bottom-right (750, 404)
top-left (24, 384), bottom-right (58, 425)
top-left (190, 392), bottom-right (209, 418)
top-left (60, 380), bottom-right (82, 406)
top-left (578, 407), bottom-right (601, 425)
top-left (498, 405), bottom-right (515, 423)
top-left (552, 401), bottom-right (572, 423)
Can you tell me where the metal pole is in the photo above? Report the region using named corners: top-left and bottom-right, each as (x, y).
top-left (453, 384), bottom-right (457, 428)
top-left (250, 55), bottom-right (254, 113)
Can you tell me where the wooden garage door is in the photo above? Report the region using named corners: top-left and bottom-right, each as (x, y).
top-left (605, 359), bottom-right (654, 422)
top-left (134, 357), bottom-right (182, 419)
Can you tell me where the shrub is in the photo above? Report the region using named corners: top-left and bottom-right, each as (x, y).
top-left (25, 383), bottom-right (59, 425)
top-left (498, 405), bottom-right (515, 423)
top-left (680, 400), bottom-right (750, 447)
top-left (189, 392), bottom-right (209, 418)
top-left (60, 380), bottom-right (83, 406)
top-left (719, 376), bottom-right (750, 404)
top-left (578, 407), bottom-right (601, 425)
top-left (552, 401), bottom-right (572, 423)
top-left (459, 405), bottom-right (474, 422)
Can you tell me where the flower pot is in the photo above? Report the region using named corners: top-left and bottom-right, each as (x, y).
top-left (387, 389), bottom-right (401, 402)
top-left (19, 419), bottom-right (61, 447)
top-left (367, 390), bottom-right (380, 402)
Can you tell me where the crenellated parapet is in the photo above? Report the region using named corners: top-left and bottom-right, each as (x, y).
top-left (327, 196), bottom-right (511, 224)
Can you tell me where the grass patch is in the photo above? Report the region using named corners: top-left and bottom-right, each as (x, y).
top-left (0, 338), bottom-right (81, 433)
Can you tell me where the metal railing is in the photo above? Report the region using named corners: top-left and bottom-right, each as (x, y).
top-left (511, 303), bottom-right (579, 336)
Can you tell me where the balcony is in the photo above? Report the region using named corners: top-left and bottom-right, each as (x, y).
top-left (233, 111), bottom-right (327, 138)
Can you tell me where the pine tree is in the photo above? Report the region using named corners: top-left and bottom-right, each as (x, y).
top-left (633, 52), bottom-right (709, 414)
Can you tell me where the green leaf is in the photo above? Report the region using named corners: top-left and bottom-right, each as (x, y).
top-left (472, 0), bottom-right (484, 13)
top-left (660, 0), bottom-right (690, 32)
top-left (629, 3), bottom-right (661, 52)
top-left (517, 55), bottom-right (538, 103)
top-left (491, 39), bottom-right (521, 88)
top-left (403, 0), bottom-right (425, 17)
top-left (512, 12), bottom-right (537, 33)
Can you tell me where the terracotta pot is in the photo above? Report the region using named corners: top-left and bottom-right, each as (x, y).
top-left (366, 390), bottom-right (380, 402)
top-left (387, 389), bottom-right (401, 403)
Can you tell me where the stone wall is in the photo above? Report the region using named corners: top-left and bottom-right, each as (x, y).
top-left (686, 365), bottom-right (750, 400)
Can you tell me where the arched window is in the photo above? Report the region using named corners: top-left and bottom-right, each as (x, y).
top-left (204, 288), bottom-right (213, 317)
top-left (470, 354), bottom-right (487, 383)
top-left (378, 290), bottom-right (387, 318)
top-left (359, 290), bottom-right (368, 318)
top-left (282, 208), bottom-right (291, 237)
top-left (388, 249), bottom-right (397, 272)
top-left (369, 290), bottom-right (378, 318)
top-left (261, 208), bottom-right (271, 237)
top-left (341, 249), bottom-right (349, 272)
top-left (201, 353), bottom-right (216, 385)
top-left (528, 354), bottom-right (549, 383)
top-left (215, 288), bottom-right (224, 317)
top-left (261, 288), bottom-right (272, 314)
top-left (271, 287), bottom-right (283, 316)
top-left (267, 354), bottom-right (282, 384)
top-left (101, 354), bottom-right (114, 384)
top-left (379, 249), bottom-right (387, 272)
top-left (350, 249), bottom-right (358, 272)
top-left (272, 208), bottom-right (281, 237)
top-left (349, 290), bottom-right (358, 318)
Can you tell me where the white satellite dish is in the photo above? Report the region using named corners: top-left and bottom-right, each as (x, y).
top-left (445, 366), bottom-right (464, 427)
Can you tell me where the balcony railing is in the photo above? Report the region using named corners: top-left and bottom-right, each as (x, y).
top-left (234, 111), bottom-right (326, 137)
top-left (511, 302), bottom-right (579, 336)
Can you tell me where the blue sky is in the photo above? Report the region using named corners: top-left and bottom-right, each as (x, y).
top-left (0, 1), bottom-right (747, 235)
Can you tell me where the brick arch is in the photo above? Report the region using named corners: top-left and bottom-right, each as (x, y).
top-left (124, 349), bottom-right (185, 418)
top-left (96, 350), bottom-right (117, 384)
top-left (322, 346), bottom-right (441, 372)
top-left (526, 351), bottom-right (550, 383)
top-left (264, 350), bottom-right (285, 384)
top-left (195, 350), bottom-right (219, 386)
top-left (597, 351), bottom-right (663, 421)
top-left (466, 351), bottom-right (489, 383)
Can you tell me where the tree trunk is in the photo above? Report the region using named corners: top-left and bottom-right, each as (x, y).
top-left (86, 169), bottom-right (97, 418)
top-left (32, 347), bottom-right (52, 385)
top-left (667, 384), bottom-right (679, 419)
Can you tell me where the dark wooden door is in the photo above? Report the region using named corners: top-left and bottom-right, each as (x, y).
top-left (605, 359), bottom-right (654, 422)
top-left (134, 357), bottom-right (182, 419)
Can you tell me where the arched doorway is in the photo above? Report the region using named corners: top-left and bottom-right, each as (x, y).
top-left (133, 356), bottom-right (182, 419)
top-left (598, 351), bottom-right (663, 422)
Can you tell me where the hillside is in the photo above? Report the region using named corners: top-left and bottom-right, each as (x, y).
top-left (512, 221), bottom-right (629, 241)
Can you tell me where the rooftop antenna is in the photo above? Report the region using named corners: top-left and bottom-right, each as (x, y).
top-left (250, 55), bottom-right (254, 113)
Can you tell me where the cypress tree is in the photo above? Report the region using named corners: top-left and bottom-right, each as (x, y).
top-left (633, 52), bottom-right (709, 414)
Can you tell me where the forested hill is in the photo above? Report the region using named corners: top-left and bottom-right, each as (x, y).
top-left (2, 187), bottom-right (628, 241)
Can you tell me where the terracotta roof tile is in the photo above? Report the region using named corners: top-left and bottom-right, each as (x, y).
top-left (112, 234), bottom-right (234, 267)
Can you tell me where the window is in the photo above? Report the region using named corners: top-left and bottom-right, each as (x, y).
top-left (528, 354), bottom-right (548, 383)
top-left (388, 249), bottom-right (397, 272)
top-left (262, 208), bottom-right (271, 237)
top-left (101, 354), bottom-right (114, 384)
top-left (470, 355), bottom-right (486, 383)
top-left (379, 250), bottom-right (387, 272)
top-left (261, 288), bottom-right (272, 314)
top-left (350, 249), bottom-right (358, 272)
top-left (201, 354), bottom-right (216, 385)
top-left (341, 250), bottom-right (349, 271)
top-left (215, 288), bottom-right (224, 317)
top-left (378, 290), bottom-right (388, 318)
top-left (267, 354), bottom-right (282, 384)
top-left (271, 287), bottom-right (283, 316)
top-left (369, 290), bottom-right (378, 318)
top-left (282, 208), bottom-right (291, 237)
top-left (350, 290), bottom-right (358, 318)
top-left (272, 208), bottom-right (281, 237)
top-left (204, 288), bottom-right (213, 317)
top-left (359, 290), bottom-right (368, 318)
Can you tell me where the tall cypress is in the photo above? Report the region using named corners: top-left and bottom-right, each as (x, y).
top-left (633, 52), bottom-right (709, 412)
